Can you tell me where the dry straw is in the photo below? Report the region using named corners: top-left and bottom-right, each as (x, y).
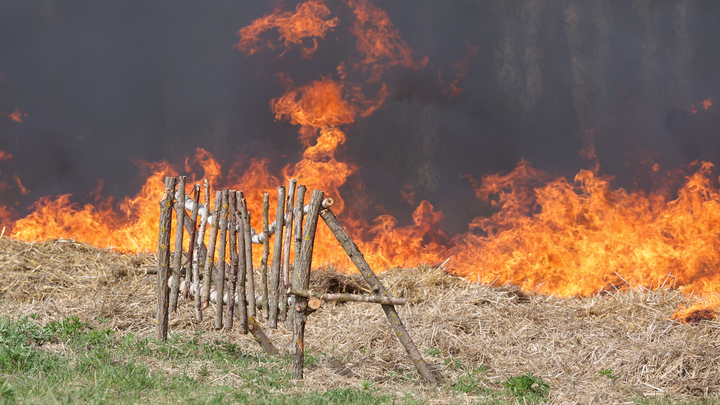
top-left (1, 237), bottom-right (719, 403)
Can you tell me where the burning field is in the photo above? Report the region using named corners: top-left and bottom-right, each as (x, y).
top-left (0, 238), bottom-right (718, 403)
top-left (1, 0), bottom-right (720, 402)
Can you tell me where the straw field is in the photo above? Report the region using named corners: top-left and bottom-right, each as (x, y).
top-left (0, 237), bottom-right (718, 404)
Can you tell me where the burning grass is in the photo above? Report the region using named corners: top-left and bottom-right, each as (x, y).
top-left (0, 238), bottom-right (719, 403)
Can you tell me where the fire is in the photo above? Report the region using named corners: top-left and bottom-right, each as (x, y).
top-left (3, 0), bottom-right (720, 322)
top-left (12, 161), bottom-right (177, 252)
top-left (439, 43), bottom-right (479, 98)
top-left (449, 159), bottom-right (720, 320)
top-left (1, 108), bottom-right (23, 122)
top-left (689, 98), bottom-right (712, 114)
top-left (235, 0), bottom-right (338, 59)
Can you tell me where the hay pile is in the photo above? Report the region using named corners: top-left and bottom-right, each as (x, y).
top-left (1, 238), bottom-right (719, 403)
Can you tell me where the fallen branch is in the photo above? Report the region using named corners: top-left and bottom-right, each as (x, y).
top-left (287, 288), bottom-right (407, 305)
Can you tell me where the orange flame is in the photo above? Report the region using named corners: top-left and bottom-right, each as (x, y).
top-left (439, 43), bottom-right (478, 98)
top-left (347, 0), bottom-right (428, 82)
top-left (235, 0), bottom-right (338, 58)
top-left (449, 159), bottom-right (720, 319)
top-left (1, 108), bottom-right (23, 122)
top-left (4, 0), bottom-right (720, 322)
top-left (702, 98), bottom-right (712, 110)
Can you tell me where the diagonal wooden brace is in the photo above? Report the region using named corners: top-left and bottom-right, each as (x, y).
top-left (319, 208), bottom-right (438, 384)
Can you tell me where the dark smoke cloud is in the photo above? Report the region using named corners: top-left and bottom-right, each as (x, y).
top-left (1, 0), bottom-right (720, 234)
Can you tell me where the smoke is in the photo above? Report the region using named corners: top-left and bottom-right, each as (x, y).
top-left (1, 0), bottom-right (720, 234)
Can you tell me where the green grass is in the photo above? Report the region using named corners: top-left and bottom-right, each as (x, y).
top-left (0, 315), bottom-right (718, 404)
top-left (0, 315), bottom-right (401, 404)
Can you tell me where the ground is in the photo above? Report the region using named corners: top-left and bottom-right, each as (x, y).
top-left (0, 238), bottom-right (718, 404)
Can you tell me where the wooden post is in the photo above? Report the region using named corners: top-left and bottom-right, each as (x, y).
top-left (286, 185), bottom-right (306, 328)
top-left (169, 176), bottom-right (186, 312)
top-left (201, 190), bottom-right (222, 307)
top-left (269, 186), bottom-right (286, 327)
top-left (225, 191), bottom-right (238, 329)
top-left (194, 180), bottom-right (210, 321)
top-left (235, 192), bottom-right (248, 333)
top-left (279, 179), bottom-right (297, 321)
top-left (214, 190), bottom-right (229, 330)
top-left (156, 176), bottom-right (176, 342)
top-left (260, 193), bottom-right (270, 319)
top-left (292, 189), bottom-right (324, 380)
top-left (184, 184), bottom-right (201, 299)
top-left (241, 197), bottom-right (256, 318)
top-left (319, 208), bottom-right (438, 384)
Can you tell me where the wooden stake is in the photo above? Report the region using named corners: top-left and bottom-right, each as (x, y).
top-left (235, 192), bottom-right (248, 333)
top-left (201, 190), bottom-right (222, 307)
top-left (194, 180), bottom-right (210, 321)
top-left (214, 190), bottom-right (229, 330)
top-left (279, 179), bottom-right (297, 321)
top-left (286, 185), bottom-right (306, 328)
top-left (169, 176), bottom-right (186, 312)
top-left (184, 184), bottom-right (201, 299)
top-left (288, 288), bottom-right (407, 305)
top-left (260, 193), bottom-right (270, 319)
top-left (269, 186), bottom-right (286, 328)
top-left (224, 191), bottom-right (238, 329)
top-left (319, 208), bottom-right (438, 384)
top-left (248, 317), bottom-right (279, 355)
top-left (292, 189), bottom-right (324, 380)
top-left (156, 176), bottom-right (176, 342)
top-left (241, 197), bottom-right (256, 318)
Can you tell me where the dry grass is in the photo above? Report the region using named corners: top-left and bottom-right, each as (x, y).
top-left (1, 237), bottom-right (719, 403)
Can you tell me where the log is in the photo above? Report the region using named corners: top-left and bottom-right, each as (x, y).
top-left (286, 185), bottom-right (306, 328)
top-left (292, 189), bottom-right (324, 380)
top-left (260, 193), bottom-right (270, 319)
top-left (156, 177), bottom-right (176, 342)
top-left (248, 317), bottom-right (278, 355)
top-left (224, 191), bottom-right (238, 329)
top-left (279, 179), bottom-right (297, 321)
top-left (169, 176), bottom-right (186, 312)
top-left (287, 288), bottom-right (407, 305)
top-left (307, 297), bottom-right (323, 313)
top-left (194, 180), bottom-right (210, 321)
top-left (235, 192), bottom-right (248, 333)
top-left (269, 186), bottom-right (286, 328)
top-left (241, 196), bottom-right (256, 318)
top-left (214, 190), bottom-right (229, 330)
top-left (184, 184), bottom-right (200, 299)
top-left (319, 208), bottom-right (438, 384)
top-left (201, 190), bottom-right (222, 307)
